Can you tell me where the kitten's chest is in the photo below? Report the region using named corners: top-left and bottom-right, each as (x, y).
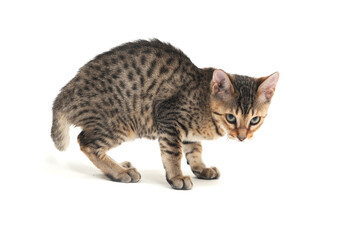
top-left (184, 118), bottom-right (225, 142)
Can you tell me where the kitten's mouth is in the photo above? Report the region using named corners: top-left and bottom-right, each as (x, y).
top-left (228, 134), bottom-right (247, 142)
top-left (237, 136), bottom-right (246, 142)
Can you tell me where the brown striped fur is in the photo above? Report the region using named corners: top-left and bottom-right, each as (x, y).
top-left (51, 39), bottom-right (279, 190)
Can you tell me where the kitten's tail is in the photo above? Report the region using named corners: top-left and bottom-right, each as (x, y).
top-left (51, 108), bottom-right (71, 151)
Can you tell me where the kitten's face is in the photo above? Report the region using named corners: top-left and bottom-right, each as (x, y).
top-left (210, 70), bottom-right (279, 141)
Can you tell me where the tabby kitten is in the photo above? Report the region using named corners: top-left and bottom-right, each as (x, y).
top-left (51, 39), bottom-right (279, 190)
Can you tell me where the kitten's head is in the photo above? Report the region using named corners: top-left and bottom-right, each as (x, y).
top-left (210, 69), bottom-right (279, 141)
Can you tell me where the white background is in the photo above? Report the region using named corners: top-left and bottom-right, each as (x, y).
top-left (1, 0), bottom-right (359, 239)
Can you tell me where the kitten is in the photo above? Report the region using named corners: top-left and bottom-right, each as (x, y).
top-left (51, 39), bottom-right (279, 190)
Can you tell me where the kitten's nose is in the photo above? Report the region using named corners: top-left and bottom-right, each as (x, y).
top-left (237, 136), bottom-right (246, 141)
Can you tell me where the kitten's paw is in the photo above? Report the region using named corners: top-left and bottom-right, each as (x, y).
top-left (167, 176), bottom-right (193, 190)
top-left (120, 161), bottom-right (134, 168)
top-left (107, 163), bottom-right (141, 183)
top-left (193, 167), bottom-right (220, 180)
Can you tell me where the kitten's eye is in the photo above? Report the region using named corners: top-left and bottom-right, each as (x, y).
top-left (225, 114), bottom-right (236, 124)
top-left (250, 116), bottom-right (261, 125)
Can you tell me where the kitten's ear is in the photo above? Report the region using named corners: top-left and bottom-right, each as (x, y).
top-left (211, 69), bottom-right (234, 101)
top-left (257, 72), bottom-right (279, 103)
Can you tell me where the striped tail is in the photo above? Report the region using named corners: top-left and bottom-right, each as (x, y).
top-left (51, 109), bottom-right (71, 151)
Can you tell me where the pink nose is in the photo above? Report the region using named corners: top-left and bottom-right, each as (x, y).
top-left (237, 136), bottom-right (246, 141)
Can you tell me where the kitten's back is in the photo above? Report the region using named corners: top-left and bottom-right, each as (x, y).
top-left (52, 39), bottom-right (201, 147)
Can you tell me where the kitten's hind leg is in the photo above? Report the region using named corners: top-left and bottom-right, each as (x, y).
top-left (77, 131), bottom-right (141, 183)
top-left (183, 141), bottom-right (220, 180)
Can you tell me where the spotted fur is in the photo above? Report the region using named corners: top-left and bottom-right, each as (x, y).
top-left (51, 39), bottom-right (279, 190)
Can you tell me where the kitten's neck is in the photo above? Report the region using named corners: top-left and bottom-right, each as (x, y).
top-left (199, 67), bottom-right (215, 81)
top-left (198, 67), bottom-right (227, 139)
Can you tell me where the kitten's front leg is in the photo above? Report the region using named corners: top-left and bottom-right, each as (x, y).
top-left (183, 141), bottom-right (220, 180)
top-left (159, 135), bottom-right (193, 190)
